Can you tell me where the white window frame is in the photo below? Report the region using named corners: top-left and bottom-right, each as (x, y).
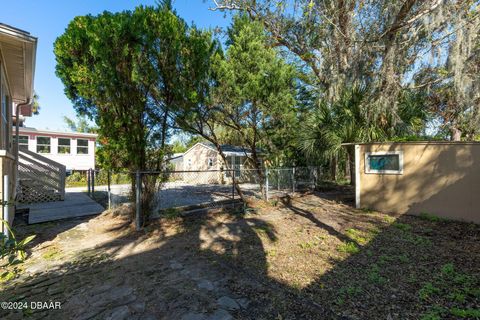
top-left (365, 151), bottom-right (403, 175)
top-left (207, 157), bottom-right (214, 168)
top-left (17, 135), bottom-right (29, 151)
top-left (76, 139), bottom-right (89, 155)
top-left (58, 138), bottom-right (71, 154)
top-left (36, 136), bottom-right (51, 154)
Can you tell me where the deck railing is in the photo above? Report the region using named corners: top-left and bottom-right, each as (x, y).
top-left (17, 149), bottom-right (66, 203)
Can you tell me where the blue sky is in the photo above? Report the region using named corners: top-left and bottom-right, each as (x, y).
top-left (1, 0), bottom-right (231, 131)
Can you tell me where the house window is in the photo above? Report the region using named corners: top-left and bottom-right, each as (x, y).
top-left (365, 152), bottom-right (403, 174)
top-left (187, 158), bottom-right (192, 168)
top-left (77, 139), bottom-right (89, 154)
top-left (207, 158), bottom-right (214, 168)
top-left (17, 135), bottom-right (29, 151)
top-left (36, 137), bottom-right (51, 154)
top-left (58, 138), bottom-right (71, 154)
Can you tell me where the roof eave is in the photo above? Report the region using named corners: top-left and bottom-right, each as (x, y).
top-left (0, 24), bottom-right (37, 108)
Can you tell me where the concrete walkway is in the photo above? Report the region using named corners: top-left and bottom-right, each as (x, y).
top-left (18, 192), bottom-right (105, 224)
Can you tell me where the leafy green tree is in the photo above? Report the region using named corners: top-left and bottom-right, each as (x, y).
top-left (63, 115), bottom-right (97, 133)
top-left (212, 15), bottom-right (297, 197)
top-left (55, 3), bottom-right (202, 221)
top-left (394, 90), bottom-right (431, 138)
top-left (211, 0), bottom-right (478, 126)
top-left (300, 86), bottom-right (384, 184)
top-left (32, 92), bottom-right (40, 115)
top-left (171, 16), bottom-right (298, 199)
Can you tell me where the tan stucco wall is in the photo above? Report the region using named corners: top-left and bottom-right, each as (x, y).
top-left (1, 154), bottom-right (16, 233)
top-left (358, 142), bottom-right (480, 224)
top-left (183, 144), bottom-right (218, 171)
top-left (183, 144), bottom-right (222, 184)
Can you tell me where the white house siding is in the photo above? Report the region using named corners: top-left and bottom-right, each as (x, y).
top-left (0, 23), bottom-right (37, 235)
top-left (17, 129), bottom-right (96, 171)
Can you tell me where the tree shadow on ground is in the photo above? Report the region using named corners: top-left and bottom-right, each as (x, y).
top-left (1, 191), bottom-right (479, 320)
top-left (12, 214), bottom-right (97, 249)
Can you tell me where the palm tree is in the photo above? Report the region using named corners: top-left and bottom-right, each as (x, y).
top-left (300, 86), bottom-right (385, 185)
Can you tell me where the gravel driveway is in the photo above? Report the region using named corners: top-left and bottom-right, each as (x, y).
top-left (67, 182), bottom-right (262, 210)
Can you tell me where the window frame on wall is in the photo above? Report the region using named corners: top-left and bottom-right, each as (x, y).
top-left (207, 157), bottom-right (214, 168)
top-left (77, 139), bottom-right (89, 155)
top-left (16, 135), bottom-right (29, 151)
top-left (58, 137), bottom-right (71, 154)
top-left (36, 136), bottom-right (51, 154)
top-left (365, 151), bottom-right (404, 175)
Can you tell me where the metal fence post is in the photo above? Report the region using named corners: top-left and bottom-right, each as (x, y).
top-left (2, 175), bottom-right (10, 238)
top-left (292, 167), bottom-right (296, 193)
top-left (232, 169), bottom-right (235, 201)
top-left (107, 170), bottom-right (112, 210)
top-left (91, 169), bottom-right (95, 196)
top-left (135, 171), bottom-right (142, 230)
top-left (277, 169), bottom-right (280, 191)
top-left (87, 169), bottom-right (91, 197)
top-left (265, 168), bottom-right (269, 201)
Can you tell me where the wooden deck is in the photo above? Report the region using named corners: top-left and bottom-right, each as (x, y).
top-left (18, 192), bottom-right (105, 224)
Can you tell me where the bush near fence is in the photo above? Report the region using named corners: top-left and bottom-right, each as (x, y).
top-left (66, 170), bottom-right (131, 187)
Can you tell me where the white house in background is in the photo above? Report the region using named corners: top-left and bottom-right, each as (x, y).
top-left (15, 127), bottom-right (97, 171)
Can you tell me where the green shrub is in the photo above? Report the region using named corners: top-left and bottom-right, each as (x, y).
top-left (67, 171), bottom-right (86, 183)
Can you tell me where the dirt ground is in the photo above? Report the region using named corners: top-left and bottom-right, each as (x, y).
top-left (1, 192), bottom-right (479, 320)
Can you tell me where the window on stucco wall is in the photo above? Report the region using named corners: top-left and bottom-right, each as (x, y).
top-left (365, 152), bottom-right (403, 174)
top-left (208, 158), bottom-right (214, 168)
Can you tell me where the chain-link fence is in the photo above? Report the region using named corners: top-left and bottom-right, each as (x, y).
top-left (266, 167), bottom-right (320, 199)
top-left (86, 169), bottom-right (132, 209)
top-left (77, 167), bottom-right (320, 227)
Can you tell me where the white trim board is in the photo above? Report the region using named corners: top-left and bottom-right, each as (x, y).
top-left (355, 145), bottom-right (360, 209)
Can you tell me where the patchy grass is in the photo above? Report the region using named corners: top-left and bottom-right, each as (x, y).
top-left (418, 212), bottom-right (447, 222)
top-left (196, 193), bottom-right (480, 319)
top-left (2, 192), bottom-right (478, 320)
top-left (450, 308), bottom-right (480, 318)
top-left (418, 262), bottom-right (480, 319)
top-left (298, 240), bottom-right (319, 250)
top-left (41, 246), bottom-right (62, 260)
top-left (393, 222), bottom-right (412, 232)
top-left (345, 228), bottom-right (373, 245)
top-left (161, 207), bottom-right (183, 220)
top-left (337, 241), bottom-right (360, 254)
